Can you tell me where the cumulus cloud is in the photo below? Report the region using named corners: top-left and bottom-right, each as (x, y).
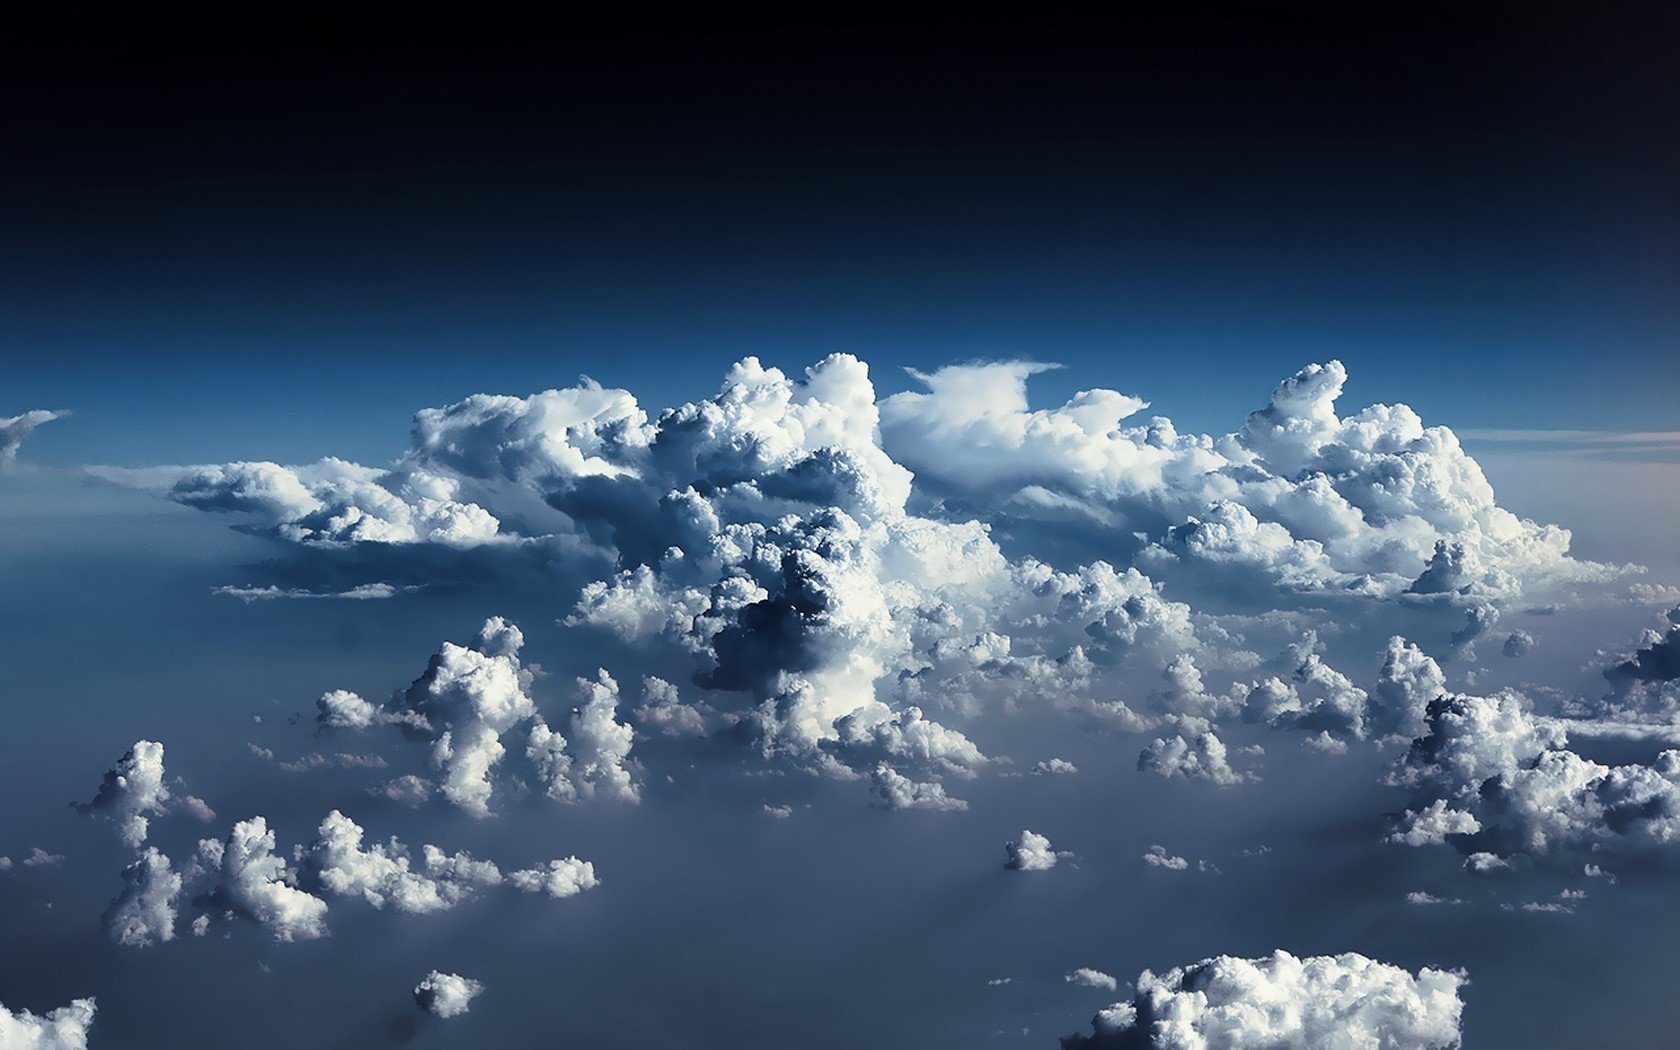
top-left (103, 847), bottom-right (181, 947)
top-left (870, 764), bottom-right (968, 812)
top-left (1138, 717), bottom-right (1249, 786)
top-left (75, 741), bottom-right (171, 848)
top-left (1503, 630), bottom-right (1535, 658)
top-left (1141, 845), bottom-right (1189, 871)
top-left (566, 670), bottom-right (640, 803)
top-left (1065, 968), bottom-right (1119, 992)
top-left (1032, 758), bottom-right (1079, 776)
top-left (1004, 830), bottom-right (1062, 871)
top-left (507, 857), bottom-right (599, 899)
top-left (0, 996), bottom-right (96, 1049)
top-left (414, 971), bottom-right (483, 1018)
top-left (197, 817), bottom-right (328, 942)
top-left (0, 409), bottom-right (64, 465)
top-left (298, 810), bottom-right (502, 914)
top-left (1392, 687), bottom-right (1680, 858)
top-left (1059, 950), bottom-right (1466, 1049)
top-left (633, 676), bottom-right (709, 737)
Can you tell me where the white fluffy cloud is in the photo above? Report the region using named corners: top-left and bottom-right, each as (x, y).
top-left (869, 764), bottom-right (967, 812)
top-left (298, 810), bottom-right (502, 914)
top-left (103, 847), bottom-right (181, 948)
top-left (507, 857), bottom-right (599, 899)
top-left (1066, 968), bottom-right (1119, 992)
top-left (75, 741), bottom-right (171, 849)
top-left (197, 817), bottom-right (329, 942)
top-left (0, 996), bottom-right (96, 1049)
top-left (566, 670), bottom-right (640, 803)
top-left (414, 971), bottom-right (483, 1018)
top-left (1004, 830), bottom-right (1061, 871)
top-left (1061, 949), bottom-right (1466, 1049)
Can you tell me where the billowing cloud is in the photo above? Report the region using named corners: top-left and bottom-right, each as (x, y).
top-left (103, 847), bottom-right (181, 948)
top-left (1060, 949), bottom-right (1466, 1049)
top-left (870, 764), bottom-right (968, 812)
top-left (1004, 829), bottom-right (1061, 871)
top-left (196, 817), bottom-right (329, 942)
top-left (414, 971), bottom-right (483, 1018)
top-left (1138, 717), bottom-right (1249, 786)
top-left (75, 741), bottom-right (171, 848)
top-left (0, 996), bottom-right (96, 1049)
top-left (566, 670), bottom-right (640, 803)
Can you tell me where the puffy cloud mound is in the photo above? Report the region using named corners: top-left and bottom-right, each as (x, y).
top-left (1139, 718), bottom-right (1248, 786)
top-left (0, 409), bottom-right (64, 465)
top-left (75, 741), bottom-right (171, 848)
top-left (1004, 829), bottom-right (1061, 871)
top-left (870, 764), bottom-right (968, 812)
top-left (882, 358), bottom-right (1628, 606)
top-left (103, 847), bottom-right (181, 947)
top-left (1392, 688), bottom-right (1680, 857)
top-left (508, 857), bottom-right (599, 899)
top-left (1060, 949), bottom-right (1466, 1049)
top-left (0, 996), bottom-right (96, 1049)
top-left (298, 810), bottom-right (502, 914)
top-left (566, 670), bottom-right (640, 803)
top-left (414, 971), bottom-right (484, 1018)
top-left (198, 817), bottom-right (329, 941)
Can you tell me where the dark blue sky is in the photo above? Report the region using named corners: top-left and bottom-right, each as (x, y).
top-left (4, 6), bottom-right (1677, 467)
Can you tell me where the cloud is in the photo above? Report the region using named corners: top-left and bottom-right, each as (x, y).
top-left (1032, 758), bottom-right (1079, 776)
top-left (1406, 891), bottom-right (1467, 906)
top-left (507, 857), bottom-right (599, 899)
top-left (0, 996), bottom-right (96, 1049)
top-left (1141, 845), bottom-right (1188, 871)
top-left (414, 971), bottom-right (483, 1018)
top-left (869, 764), bottom-right (968, 812)
top-left (1059, 950), bottom-right (1466, 1049)
top-left (74, 741), bottom-right (171, 848)
top-left (1065, 968), bottom-right (1119, 992)
top-left (1138, 717), bottom-right (1249, 786)
top-left (1392, 688), bottom-right (1680, 858)
top-left (566, 670), bottom-right (640, 803)
top-left (21, 848), bottom-right (65, 868)
top-left (298, 810), bottom-right (503, 914)
top-left (196, 817), bottom-right (329, 942)
top-left (0, 409), bottom-right (64, 465)
top-left (103, 847), bottom-right (181, 947)
top-left (633, 676), bottom-right (709, 738)
top-left (1503, 630), bottom-right (1535, 658)
top-left (1004, 830), bottom-right (1061, 871)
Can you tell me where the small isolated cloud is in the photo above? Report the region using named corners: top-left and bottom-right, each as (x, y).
top-left (0, 995), bottom-right (96, 1049)
top-left (762, 804), bottom-right (793, 819)
top-left (21, 848), bottom-right (65, 869)
top-left (1005, 830), bottom-right (1062, 871)
top-left (1503, 630), bottom-right (1535, 658)
top-left (1031, 758), bottom-right (1079, 776)
top-left (1060, 950), bottom-right (1466, 1049)
top-left (1406, 891), bottom-right (1467, 907)
top-left (213, 583), bottom-right (412, 602)
top-left (371, 775), bottom-right (433, 807)
top-left (414, 971), bottom-right (483, 1019)
top-left (1065, 968), bottom-right (1119, 992)
top-left (507, 857), bottom-right (599, 899)
top-left (1141, 845), bottom-right (1189, 871)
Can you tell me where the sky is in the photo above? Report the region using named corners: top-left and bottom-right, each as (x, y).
top-left (3, 7), bottom-right (1679, 1049)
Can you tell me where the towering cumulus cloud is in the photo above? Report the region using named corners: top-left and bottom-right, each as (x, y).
top-left (75, 741), bottom-right (171, 848)
top-left (93, 355), bottom-right (1658, 813)
top-left (1060, 950), bottom-right (1466, 1048)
